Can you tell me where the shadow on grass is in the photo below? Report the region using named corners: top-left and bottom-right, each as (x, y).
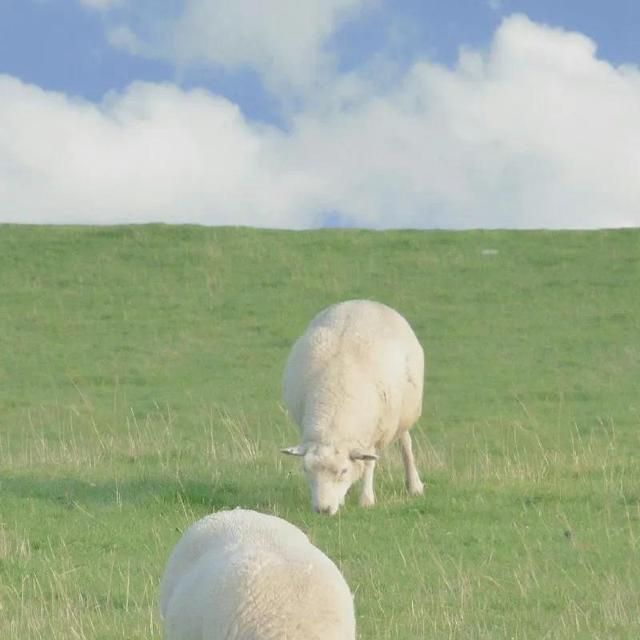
top-left (0, 472), bottom-right (307, 514)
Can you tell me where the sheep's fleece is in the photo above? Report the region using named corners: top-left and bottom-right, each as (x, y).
top-left (160, 509), bottom-right (356, 640)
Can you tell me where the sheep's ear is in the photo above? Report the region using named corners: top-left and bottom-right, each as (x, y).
top-left (281, 445), bottom-right (306, 457)
top-left (350, 450), bottom-right (378, 461)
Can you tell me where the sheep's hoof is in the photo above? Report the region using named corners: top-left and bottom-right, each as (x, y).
top-left (360, 494), bottom-right (376, 508)
top-left (407, 480), bottom-right (425, 496)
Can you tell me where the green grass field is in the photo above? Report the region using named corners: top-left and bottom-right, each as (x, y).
top-left (1, 225), bottom-right (639, 639)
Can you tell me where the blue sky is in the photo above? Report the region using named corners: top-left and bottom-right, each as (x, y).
top-left (1, 0), bottom-right (639, 228)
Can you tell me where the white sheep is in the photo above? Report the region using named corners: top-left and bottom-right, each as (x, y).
top-left (160, 508), bottom-right (356, 640)
top-left (282, 299), bottom-right (425, 515)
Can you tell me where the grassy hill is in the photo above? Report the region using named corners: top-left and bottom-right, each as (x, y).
top-left (1, 225), bottom-right (639, 639)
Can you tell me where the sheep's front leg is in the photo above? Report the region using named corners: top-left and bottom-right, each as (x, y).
top-left (400, 432), bottom-right (424, 496)
top-left (360, 459), bottom-right (376, 507)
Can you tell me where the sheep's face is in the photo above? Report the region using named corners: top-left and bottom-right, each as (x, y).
top-left (282, 444), bottom-right (377, 515)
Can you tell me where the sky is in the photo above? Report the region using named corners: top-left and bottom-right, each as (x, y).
top-left (1, 0), bottom-right (639, 229)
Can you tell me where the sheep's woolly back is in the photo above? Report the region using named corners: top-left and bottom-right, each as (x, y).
top-left (284, 299), bottom-right (424, 448)
top-left (160, 509), bottom-right (356, 640)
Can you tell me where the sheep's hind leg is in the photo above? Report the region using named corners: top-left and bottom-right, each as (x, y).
top-left (400, 432), bottom-right (424, 496)
top-left (360, 460), bottom-right (376, 507)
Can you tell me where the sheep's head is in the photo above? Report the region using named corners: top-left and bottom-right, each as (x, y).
top-left (281, 443), bottom-right (377, 515)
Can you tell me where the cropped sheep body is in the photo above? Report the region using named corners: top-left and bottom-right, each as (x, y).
top-left (160, 509), bottom-right (356, 640)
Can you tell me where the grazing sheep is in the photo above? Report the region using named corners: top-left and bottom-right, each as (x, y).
top-left (160, 508), bottom-right (356, 640)
top-left (282, 299), bottom-right (425, 515)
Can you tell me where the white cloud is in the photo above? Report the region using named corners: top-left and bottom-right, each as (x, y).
top-left (78, 0), bottom-right (124, 10)
top-left (1, 15), bottom-right (639, 228)
top-left (283, 15), bottom-right (640, 228)
top-left (0, 76), bottom-right (317, 226)
top-left (107, 25), bottom-right (143, 56)
top-left (107, 0), bottom-right (373, 94)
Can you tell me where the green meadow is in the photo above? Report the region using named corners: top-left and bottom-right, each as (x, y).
top-left (0, 225), bottom-right (639, 639)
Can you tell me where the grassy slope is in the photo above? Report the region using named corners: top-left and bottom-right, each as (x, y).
top-left (0, 225), bottom-right (639, 639)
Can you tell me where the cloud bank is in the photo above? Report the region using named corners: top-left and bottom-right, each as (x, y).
top-left (1, 13), bottom-right (639, 228)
